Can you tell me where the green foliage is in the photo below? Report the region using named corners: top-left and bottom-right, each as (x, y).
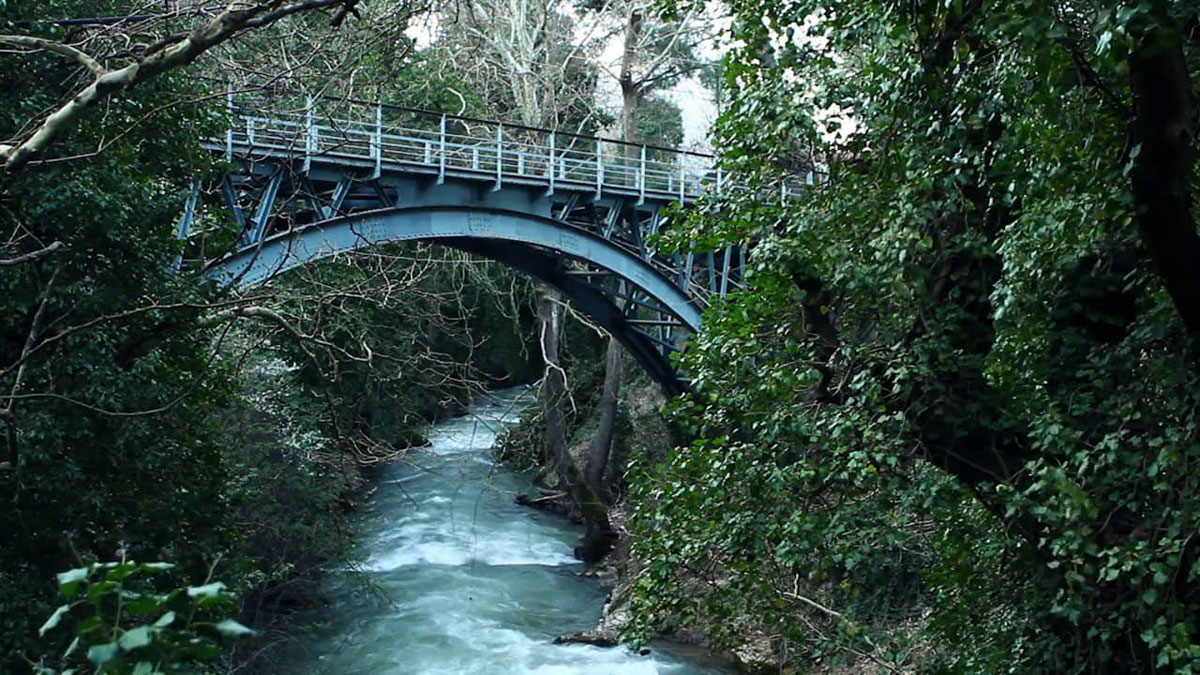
top-left (1, 5), bottom-right (243, 665)
top-left (629, 0), bottom-right (1200, 672)
top-left (1, 2), bottom-right (541, 674)
top-left (260, 245), bottom-right (537, 457)
top-left (636, 95), bottom-right (685, 155)
top-left (32, 561), bottom-right (250, 675)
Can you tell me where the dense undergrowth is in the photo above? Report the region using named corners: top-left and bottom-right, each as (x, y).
top-left (622, 1), bottom-right (1200, 673)
top-left (0, 14), bottom-right (540, 670)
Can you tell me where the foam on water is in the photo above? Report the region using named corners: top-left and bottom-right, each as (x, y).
top-left (363, 537), bottom-right (578, 570)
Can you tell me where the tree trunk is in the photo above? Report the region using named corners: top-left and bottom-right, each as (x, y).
top-left (537, 287), bottom-right (570, 480)
top-left (585, 337), bottom-right (624, 491)
top-left (1127, 25), bottom-right (1200, 335)
top-left (578, 10), bottom-right (644, 500)
top-left (618, 8), bottom-right (644, 150)
top-left (536, 286), bottom-right (615, 564)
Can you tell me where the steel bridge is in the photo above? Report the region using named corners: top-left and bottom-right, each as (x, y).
top-left (186, 93), bottom-right (811, 393)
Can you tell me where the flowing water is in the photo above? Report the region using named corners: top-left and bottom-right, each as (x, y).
top-left (280, 388), bottom-right (727, 675)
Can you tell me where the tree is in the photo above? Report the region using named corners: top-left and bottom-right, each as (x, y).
top-left (628, 0), bottom-right (1200, 672)
top-left (0, 0), bottom-right (372, 172)
top-left (578, 0), bottom-right (698, 517)
top-left (433, 0), bottom-right (605, 129)
top-left (0, 2), bottom-right (544, 669)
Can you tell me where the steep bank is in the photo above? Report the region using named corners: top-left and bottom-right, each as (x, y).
top-left (498, 369), bottom-right (789, 674)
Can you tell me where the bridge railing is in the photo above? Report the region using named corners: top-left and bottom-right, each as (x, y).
top-left (210, 90), bottom-right (825, 310)
top-left (222, 92), bottom-right (730, 201)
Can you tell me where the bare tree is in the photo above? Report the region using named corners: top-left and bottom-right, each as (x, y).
top-left (434, 0), bottom-right (604, 128)
top-left (582, 1), bottom-right (710, 501)
top-left (0, 0), bottom-right (370, 172)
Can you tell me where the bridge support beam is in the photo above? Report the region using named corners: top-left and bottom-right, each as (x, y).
top-left (203, 206), bottom-right (701, 392)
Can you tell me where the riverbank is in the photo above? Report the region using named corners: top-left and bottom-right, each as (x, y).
top-left (496, 372), bottom-right (781, 674)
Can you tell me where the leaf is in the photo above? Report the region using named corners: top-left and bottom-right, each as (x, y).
top-left (39, 604), bottom-right (70, 636)
top-left (63, 636), bottom-right (80, 660)
top-left (123, 593), bottom-right (160, 616)
top-left (214, 619), bottom-right (255, 637)
top-left (132, 663), bottom-right (155, 675)
top-left (104, 563), bottom-right (139, 582)
top-left (57, 568), bottom-right (89, 599)
top-left (87, 642), bottom-right (119, 666)
top-left (119, 625), bottom-right (153, 651)
top-left (140, 562), bottom-right (175, 572)
top-left (153, 610), bottom-right (176, 628)
top-left (186, 582), bottom-right (226, 598)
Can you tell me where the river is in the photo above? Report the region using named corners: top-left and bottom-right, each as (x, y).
top-left (279, 387), bottom-right (727, 674)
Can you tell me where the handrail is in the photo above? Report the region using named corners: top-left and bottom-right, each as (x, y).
top-left (213, 87), bottom-right (825, 215)
top-left (221, 99), bottom-right (730, 202)
top-left (206, 79), bottom-right (716, 158)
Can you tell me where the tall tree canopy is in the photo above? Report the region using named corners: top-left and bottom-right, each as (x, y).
top-left (630, 0), bottom-right (1200, 672)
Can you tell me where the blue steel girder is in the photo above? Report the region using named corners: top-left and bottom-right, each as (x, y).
top-left (202, 205), bottom-right (697, 392)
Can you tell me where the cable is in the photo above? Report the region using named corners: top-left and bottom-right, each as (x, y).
top-left (8, 6), bottom-right (223, 28)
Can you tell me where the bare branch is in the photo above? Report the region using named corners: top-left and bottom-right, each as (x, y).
top-left (0, 240), bottom-right (65, 267)
top-left (0, 35), bottom-right (106, 75)
top-left (0, 0), bottom-right (360, 171)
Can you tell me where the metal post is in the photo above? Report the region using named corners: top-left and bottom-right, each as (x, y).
top-left (678, 156), bottom-right (685, 201)
top-left (225, 84), bottom-right (234, 161)
top-left (716, 167), bottom-right (724, 193)
top-left (494, 123), bottom-right (503, 191)
top-left (244, 168), bottom-right (282, 247)
top-left (638, 145), bottom-right (647, 204)
top-left (177, 180), bottom-right (199, 241)
top-left (246, 116), bottom-right (255, 147)
top-left (595, 139), bottom-right (604, 199)
top-left (171, 180), bottom-right (200, 271)
top-left (373, 104), bottom-right (383, 178)
top-left (720, 247), bottom-right (732, 297)
top-left (437, 113), bottom-right (446, 184)
top-left (303, 94), bottom-right (315, 173)
top-left (547, 130), bottom-right (556, 195)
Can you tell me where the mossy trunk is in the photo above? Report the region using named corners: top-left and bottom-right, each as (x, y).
top-left (536, 286), bottom-right (615, 564)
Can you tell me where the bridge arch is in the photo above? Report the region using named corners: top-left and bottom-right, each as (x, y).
top-left (204, 205), bottom-right (700, 393)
